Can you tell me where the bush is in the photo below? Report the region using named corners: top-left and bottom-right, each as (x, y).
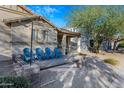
top-left (0, 76), bottom-right (31, 88)
top-left (104, 58), bottom-right (119, 66)
top-left (118, 42), bottom-right (124, 48)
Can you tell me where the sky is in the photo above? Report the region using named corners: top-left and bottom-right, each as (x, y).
top-left (26, 5), bottom-right (76, 28)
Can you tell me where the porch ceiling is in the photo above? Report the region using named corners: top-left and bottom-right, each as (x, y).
top-left (59, 28), bottom-right (81, 37)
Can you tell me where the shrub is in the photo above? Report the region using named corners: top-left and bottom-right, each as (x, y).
top-left (0, 76), bottom-right (31, 88)
top-left (104, 58), bottom-right (119, 66)
top-left (118, 42), bottom-right (124, 48)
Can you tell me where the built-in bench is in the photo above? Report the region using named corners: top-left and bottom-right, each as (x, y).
top-left (36, 55), bottom-right (73, 70)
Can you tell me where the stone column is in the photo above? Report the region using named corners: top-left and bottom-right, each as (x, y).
top-left (77, 37), bottom-right (81, 53)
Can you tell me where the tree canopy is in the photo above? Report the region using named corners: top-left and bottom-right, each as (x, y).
top-left (67, 6), bottom-right (124, 52)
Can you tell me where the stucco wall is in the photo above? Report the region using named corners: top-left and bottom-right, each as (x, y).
top-left (0, 22), bottom-right (11, 61)
top-left (0, 5), bottom-right (58, 61)
top-left (11, 21), bottom-right (58, 55)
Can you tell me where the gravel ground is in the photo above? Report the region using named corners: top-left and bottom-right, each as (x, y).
top-left (31, 56), bottom-right (124, 88)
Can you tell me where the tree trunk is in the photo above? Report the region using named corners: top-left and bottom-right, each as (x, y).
top-left (106, 40), bottom-right (112, 51)
top-left (92, 39), bottom-right (102, 53)
top-left (113, 40), bottom-right (117, 51)
top-left (112, 38), bottom-right (124, 52)
top-left (93, 37), bottom-right (103, 53)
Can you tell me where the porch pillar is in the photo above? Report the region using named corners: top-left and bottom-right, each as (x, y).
top-left (57, 32), bottom-right (63, 49)
top-left (65, 36), bottom-right (71, 55)
top-left (77, 36), bottom-right (81, 53)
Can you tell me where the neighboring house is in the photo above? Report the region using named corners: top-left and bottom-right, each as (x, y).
top-left (64, 27), bottom-right (79, 33)
top-left (0, 5), bottom-right (81, 62)
top-left (64, 26), bottom-right (119, 52)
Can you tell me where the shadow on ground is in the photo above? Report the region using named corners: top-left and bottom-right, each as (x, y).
top-left (71, 57), bottom-right (124, 88)
top-left (34, 56), bottom-right (124, 88)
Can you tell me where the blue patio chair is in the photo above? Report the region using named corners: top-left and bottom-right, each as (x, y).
top-left (23, 48), bottom-right (35, 63)
top-left (51, 50), bottom-right (55, 59)
top-left (36, 48), bottom-right (44, 61)
top-left (54, 48), bottom-right (62, 58)
top-left (44, 47), bottom-right (53, 59)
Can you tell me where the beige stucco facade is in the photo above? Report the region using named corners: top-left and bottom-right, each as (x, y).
top-left (0, 5), bottom-right (58, 61)
top-left (0, 5), bottom-right (81, 62)
top-left (11, 20), bottom-right (58, 55)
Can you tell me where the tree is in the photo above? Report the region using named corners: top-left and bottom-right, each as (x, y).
top-left (67, 6), bottom-right (124, 53)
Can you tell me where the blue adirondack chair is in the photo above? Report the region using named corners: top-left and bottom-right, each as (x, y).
top-left (23, 48), bottom-right (30, 62)
top-left (44, 47), bottom-right (52, 59)
top-left (50, 50), bottom-right (55, 59)
top-left (54, 48), bottom-right (62, 58)
top-left (23, 48), bottom-right (35, 63)
top-left (36, 48), bottom-right (44, 61)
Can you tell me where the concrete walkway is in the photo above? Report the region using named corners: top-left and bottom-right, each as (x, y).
top-left (32, 56), bottom-right (124, 88)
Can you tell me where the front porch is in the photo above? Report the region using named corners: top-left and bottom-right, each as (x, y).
top-left (57, 28), bottom-right (81, 55)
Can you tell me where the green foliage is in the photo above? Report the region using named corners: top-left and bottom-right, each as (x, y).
top-left (67, 6), bottom-right (124, 52)
top-left (104, 58), bottom-right (119, 66)
top-left (118, 42), bottom-right (124, 48)
top-left (0, 76), bottom-right (31, 88)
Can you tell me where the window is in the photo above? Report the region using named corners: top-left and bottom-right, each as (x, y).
top-left (36, 29), bottom-right (39, 41)
top-left (42, 31), bottom-right (46, 41)
top-left (32, 29), bottom-right (36, 41)
top-left (9, 5), bottom-right (12, 9)
top-left (42, 30), bottom-right (48, 42)
top-left (16, 6), bottom-right (18, 11)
